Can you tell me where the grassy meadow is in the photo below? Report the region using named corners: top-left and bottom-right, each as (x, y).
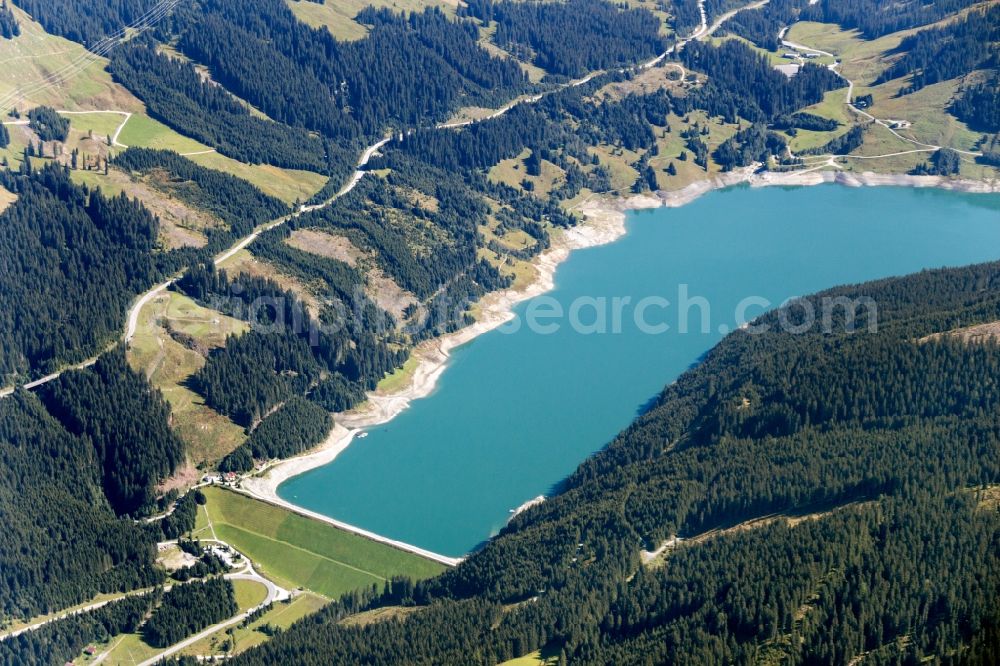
top-left (784, 19), bottom-right (983, 155)
top-left (126, 291), bottom-right (249, 466)
top-left (286, 0), bottom-right (458, 41)
top-left (193, 486), bottom-right (447, 599)
top-left (180, 593), bottom-right (328, 658)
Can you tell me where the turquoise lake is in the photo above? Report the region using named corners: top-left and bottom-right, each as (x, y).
top-left (279, 184), bottom-right (1000, 557)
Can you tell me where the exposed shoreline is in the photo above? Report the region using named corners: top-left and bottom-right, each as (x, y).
top-left (241, 167), bottom-right (1000, 562)
top-left (241, 189), bottom-right (633, 502)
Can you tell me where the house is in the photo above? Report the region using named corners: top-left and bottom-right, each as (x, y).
top-left (209, 544), bottom-right (237, 567)
top-left (782, 52), bottom-right (799, 59)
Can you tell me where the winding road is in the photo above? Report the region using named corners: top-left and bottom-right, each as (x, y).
top-left (0, 0), bottom-right (700, 399)
top-left (8, 2), bottom-right (939, 658)
top-left (778, 27), bottom-right (983, 160)
top-left (53, 109), bottom-right (132, 147)
top-left (0, 589), bottom-right (162, 643)
top-left (134, 558), bottom-right (289, 666)
top-left (1, 536), bottom-right (289, 660)
top-left (0, 134), bottom-right (393, 398)
top-left (436, 0), bottom-right (714, 130)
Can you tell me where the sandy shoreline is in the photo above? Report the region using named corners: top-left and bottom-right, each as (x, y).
top-left (241, 167), bottom-right (1000, 562)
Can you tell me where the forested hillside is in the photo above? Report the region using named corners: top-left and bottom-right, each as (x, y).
top-left (952, 77), bottom-right (1000, 133)
top-left (393, 37), bottom-right (840, 179)
top-left (10, 0), bottom-right (159, 44)
top-left (142, 578), bottom-right (237, 648)
top-left (228, 261), bottom-right (1000, 664)
top-left (801, 0), bottom-right (982, 38)
top-left (177, 260), bottom-right (407, 427)
top-left (0, 594), bottom-right (155, 664)
top-left (716, 0), bottom-right (1000, 150)
top-left (26, 106), bottom-right (69, 142)
top-left (0, 147), bottom-right (295, 383)
top-left (678, 41), bottom-right (842, 122)
top-left (109, 40), bottom-right (342, 175)
top-left (394, 76), bottom-right (668, 170)
top-left (218, 397), bottom-right (332, 473)
top-left (876, 5), bottom-right (1000, 94)
top-left (0, 0), bottom-right (20, 38)
top-left (461, 0), bottom-right (667, 78)
top-left (0, 346), bottom-right (200, 624)
top-left (38, 350), bottom-right (185, 517)
top-left (176, 1), bottom-right (528, 136)
top-left (0, 384), bottom-right (169, 621)
top-left (719, 0), bottom-right (805, 49)
top-left (101, 0), bottom-right (533, 176)
top-left (0, 163), bottom-right (190, 381)
top-left (112, 148), bottom-right (290, 247)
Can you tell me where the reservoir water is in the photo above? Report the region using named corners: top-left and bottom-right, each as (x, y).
top-left (279, 184), bottom-right (1000, 557)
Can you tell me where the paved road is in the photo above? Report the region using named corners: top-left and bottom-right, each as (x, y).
top-left (0, 586), bottom-right (165, 642)
top-left (0, 0), bottom-right (724, 400)
top-left (435, 0), bottom-right (707, 131)
top-left (0, 132), bottom-right (393, 397)
top-left (2, 537), bottom-right (289, 665)
top-left (135, 561), bottom-right (289, 666)
top-left (704, 0), bottom-right (770, 39)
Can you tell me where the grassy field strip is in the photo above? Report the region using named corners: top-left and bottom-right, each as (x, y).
top-left (210, 523), bottom-right (394, 597)
top-left (0, 185), bottom-right (16, 214)
top-left (198, 487), bottom-right (446, 599)
top-left (218, 523), bottom-right (388, 583)
top-left (233, 579), bottom-right (270, 611)
top-left (104, 632), bottom-right (162, 665)
top-left (193, 503), bottom-right (217, 539)
top-left (0, 4), bottom-right (144, 112)
top-left (498, 645), bottom-right (562, 665)
top-left (56, 109), bottom-right (126, 140)
top-left (264, 593), bottom-right (327, 625)
top-left (287, 0), bottom-right (457, 41)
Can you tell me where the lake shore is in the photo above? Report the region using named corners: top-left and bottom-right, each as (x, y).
top-left (240, 189), bottom-right (633, 548)
top-left (242, 167), bottom-right (1000, 536)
